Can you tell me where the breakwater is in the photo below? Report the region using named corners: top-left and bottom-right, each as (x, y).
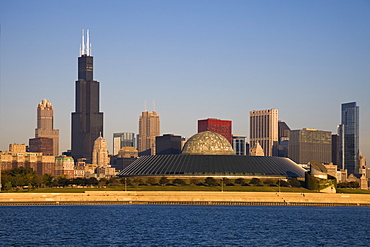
top-left (1, 191), bottom-right (370, 207)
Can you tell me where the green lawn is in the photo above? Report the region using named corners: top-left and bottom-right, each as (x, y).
top-left (4, 185), bottom-right (314, 193)
top-left (336, 188), bottom-right (370, 194)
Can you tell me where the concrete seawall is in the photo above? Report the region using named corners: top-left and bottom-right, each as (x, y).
top-left (1, 191), bottom-right (370, 206)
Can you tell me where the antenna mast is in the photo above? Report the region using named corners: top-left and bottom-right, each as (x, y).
top-left (86, 29), bottom-right (90, 56)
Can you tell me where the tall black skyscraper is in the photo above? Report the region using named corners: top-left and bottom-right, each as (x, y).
top-left (339, 102), bottom-right (359, 175)
top-left (71, 29), bottom-right (103, 163)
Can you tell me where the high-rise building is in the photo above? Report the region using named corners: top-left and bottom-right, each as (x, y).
top-left (331, 134), bottom-right (340, 166)
top-left (232, 135), bottom-right (246, 155)
top-left (29, 137), bottom-right (53, 156)
top-left (113, 132), bottom-right (135, 155)
top-left (32, 99), bottom-right (59, 156)
top-left (198, 118), bottom-right (232, 144)
top-left (92, 135), bottom-right (109, 167)
top-left (138, 111), bottom-right (160, 156)
top-left (249, 109), bottom-right (278, 156)
top-left (156, 134), bottom-right (182, 155)
top-left (71, 29), bottom-right (103, 163)
top-left (288, 128), bottom-right (332, 164)
top-left (339, 102), bottom-right (359, 175)
top-left (55, 156), bottom-right (75, 178)
top-left (278, 121), bottom-right (290, 157)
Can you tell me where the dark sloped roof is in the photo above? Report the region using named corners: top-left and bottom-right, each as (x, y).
top-left (118, 155), bottom-right (305, 178)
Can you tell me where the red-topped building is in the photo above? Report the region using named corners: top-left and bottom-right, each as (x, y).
top-left (198, 118), bottom-right (232, 144)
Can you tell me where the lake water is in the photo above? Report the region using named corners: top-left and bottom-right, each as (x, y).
top-left (0, 205), bottom-right (369, 246)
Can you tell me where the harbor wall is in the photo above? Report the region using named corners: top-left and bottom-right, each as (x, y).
top-left (1, 191), bottom-right (370, 206)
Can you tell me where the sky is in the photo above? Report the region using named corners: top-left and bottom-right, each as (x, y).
top-left (1, 0), bottom-right (370, 159)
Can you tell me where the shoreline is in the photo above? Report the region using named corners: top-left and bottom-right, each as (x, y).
top-left (1, 191), bottom-right (370, 207)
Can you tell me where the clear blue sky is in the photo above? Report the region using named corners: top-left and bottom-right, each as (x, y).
top-left (1, 0), bottom-right (370, 159)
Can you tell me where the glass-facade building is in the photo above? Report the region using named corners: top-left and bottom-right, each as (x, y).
top-left (339, 102), bottom-right (359, 175)
top-left (232, 135), bottom-right (246, 156)
top-left (113, 132), bottom-right (135, 155)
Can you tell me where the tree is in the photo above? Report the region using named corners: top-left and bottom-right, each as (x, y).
top-left (289, 178), bottom-right (301, 187)
top-left (234, 178), bottom-right (245, 185)
top-left (277, 180), bottom-right (290, 187)
top-left (4, 182), bottom-right (12, 192)
top-left (132, 177), bottom-right (143, 187)
top-left (263, 179), bottom-right (275, 186)
top-left (189, 178), bottom-right (200, 186)
top-left (42, 174), bottom-right (54, 187)
top-left (55, 175), bottom-right (71, 187)
top-left (146, 177), bottom-right (157, 186)
top-left (159, 177), bottom-right (169, 186)
top-left (249, 178), bottom-right (261, 186)
top-left (86, 177), bottom-right (98, 186)
top-left (205, 177), bottom-right (218, 186)
top-left (173, 178), bottom-right (186, 186)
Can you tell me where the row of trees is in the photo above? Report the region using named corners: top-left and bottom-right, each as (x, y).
top-left (1, 167), bottom-right (303, 191)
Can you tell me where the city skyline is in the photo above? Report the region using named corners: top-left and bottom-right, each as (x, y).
top-left (1, 1), bottom-right (369, 159)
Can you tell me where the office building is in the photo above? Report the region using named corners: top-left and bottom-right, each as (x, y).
top-left (278, 121), bottom-right (290, 157)
top-left (0, 144), bottom-right (55, 176)
top-left (55, 156), bottom-right (74, 178)
top-left (332, 134), bottom-right (340, 166)
top-left (156, 134), bottom-right (182, 155)
top-left (288, 128), bottom-right (332, 164)
top-left (232, 135), bottom-right (246, 156)
top-left (339, 102), bottom-right (359, 175)
top-left (111, 146), bottom-right (139, 171)
top-left (32, 99), bottom-right (60, 156)
top-left (249, 109), bottom-right (278, 156)
top-left (71, 29), bottom-right (104, 163)
top-left (138, 111), bottom-right (160, 156)
top-left (92, 135), bottom-right (109, 167)
top-left (29, 137), bottom-right (53, 156)
top-left (198, 118), bottom-right (232, 144)
top-left (113, 132), bottom-right (135, 155)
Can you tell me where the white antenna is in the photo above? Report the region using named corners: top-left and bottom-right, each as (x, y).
top-left (81, 29), bottom-right (85, 55)
top-left (144, 101), bottom-right (147, 111)
top-left (86, 29), bottom-right (90, 56)
top-left (153, 100), bottom-right (156, 111)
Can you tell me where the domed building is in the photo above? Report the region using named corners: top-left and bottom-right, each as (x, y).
top-left (118, 131), bottom-right (305, 179)
top-left (182, 131), bottom-right (235, 155)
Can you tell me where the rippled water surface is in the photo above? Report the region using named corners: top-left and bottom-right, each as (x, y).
top-left (0, 205), bottom-right (369, 246)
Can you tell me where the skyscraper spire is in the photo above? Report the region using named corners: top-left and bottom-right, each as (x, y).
top-left (80, 29), bottom-right (91, 56)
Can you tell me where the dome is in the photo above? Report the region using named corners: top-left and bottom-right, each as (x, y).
top-left (182, 131), bottom-right (235, 155)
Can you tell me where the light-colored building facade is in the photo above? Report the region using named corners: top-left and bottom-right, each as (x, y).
top-left (113, 132), bottom-right (135, 155)
top-left (289, 128), bottom-right (332, 164)
top-left (138, 111), bottom-right (160, 156)
top-left (232, 135), bottom-right (246, 156)
top-left (1, 144), bottom-right (55, 176)
top-left (249, 109), bottom-right (278, 156)
top-left (92, 135), bottom-right (110, 167)
top-left (55, 156), bottom-right (74, 178)
top-left (34, 99), bottom-right (60, 156)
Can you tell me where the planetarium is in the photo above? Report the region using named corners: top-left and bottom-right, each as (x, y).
top-left (118, 131), bottom-right (305, 178)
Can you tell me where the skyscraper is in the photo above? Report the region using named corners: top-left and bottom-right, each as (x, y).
top-left (249, 109), bottom-right (278, 156)
top-left (339, 102), bottom-right (359, 175)
top-left (278, 121), bottom-right (290, 157)
top-left (156, 134), bottom-right (182, 155)
top-left (138, 111), bottom-right (160, 156)
top-left (232, 135), bottom-right (246, 156)
top-left (31, 99), bottom-right (59, 156)
top-left (113, 132), bottom-right (135, 155)
top-left (288, 128), bottom-right (332, 164)
top-left (71, 29), bottom-right (103, 163)
top-left (92, 134), bottom-right (109, 167)
top-left (198, 118), bottom-right (232, 144)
